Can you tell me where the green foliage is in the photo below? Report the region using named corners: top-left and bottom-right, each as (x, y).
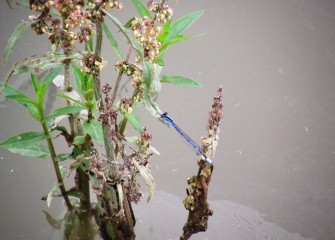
top-left (55, 153), bottom-right (71, 162)
top-left (167, 10), bottom-right (204, 41)
top-left (124, 17), bottom-right (136, 28)
top-left (157, 20), bottom-right (171, 43)
top-left (56, 94), bottom-right (83, 106)
top-left (2, 68), bottom-right (66, 122)
top-left (124, 113), bottom-right (143, 133)
top-left (161, 75), bottom-right (203, 87)
top-left (31, 73), bottom-right (41, 94)
top-left (155, 10), bottom-right (204, 65)
top-left (130, 0), bottom-right (152, 18)
top-left (72, 63), bottom-right (93, 94)
top-left (0, 132), bottom-right (49, 158)
top-left (72, 64), bottom-right (85, 93)
top-left (102, 9), bottom-right (144, 60)
top-left (156, 35), bottom-right (189, 65)
top-left (142, 61), bottom-right (154, 87)
top-left (42, 211), bottom-right (62, 229)
top-left (102, 22), bottom-right (123, 59)
top-left (83, 89), bottom-right (94, 102)
top-left (83, 119), bottom-right (104, 144)
top-left (87, 32), bottom-right (94, 52)
top-left (47, 182), bottom-right (61, 208)
top-left (39, 67), bottom-right (62, 100)
top-left (3, 20), bottom-right (32, 63)
top-left (46, 106), bottom-right (86, 120)
top-left (73, 136), bottom-right (86, 145)
top-left (1, 83), bottom-right (42, 121)
top-left (35, 67), bottom-right (62, 104)
top-left (8, 1), bottom-right (30, 8)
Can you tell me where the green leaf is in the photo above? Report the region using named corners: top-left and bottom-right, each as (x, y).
top-left (3, 20), bottom-right (32, 63)
top-left (0, 132), bottom-right (49, 158)
top-left (130, 0), bottom-right (152, 18)
top-left (55, 153), bottom-right (71, 162)
top-left (124, 114), bottom-right (143, 133)
top-left (46, 106), bottom-right (86, 120)
top-left (155, 58), bottom-right (165, 66)
top-left (157, 20), bottom-right (171, 44)
top-left (102, 22), bottom-right (123, 59)
top-left (87, 32), bottom-right (94, 51)
top-left (71, 64), bottom-right (84, 93)
top-left (39, 67), bottom-right (62, 100)
top-left (156, 35), bottom-right (189, 65)
top-left (66, 188), bottom-right (82, 199)
top-left (133, 161), bottom-right (156, 202)
top-left (31, 73), bottom-right (41, 94)
top-left (56, 94), bottom-right (84, 106)
top-left (42, 211), bottom-right (62, 229)
top-left (1, 83), bottom-right (42, 121)
top-left (167, 10), bottom-right (204, 41)
top-left (161, 75), bottom-right (203, 87)
top-left (102, 9), bottom-right (144, 60)
top-left (141, 61), bottom-right (162, 115)
top-left (47, 182), bottom-right (61, 207)
top-left (14, 1), bottom-right (30, 8)
top-left (0, 132), bottom-right (47, 147)
top-left (142, 61), bottom-right (154, 87)
top-left (124, 17), bottom-right (136, 28)
top-left (83, 119), bottom-right (103, 144)
top-left (73, 136), bottom-right (86, 145)
top-left (72, 64), bottom-right (93, 93)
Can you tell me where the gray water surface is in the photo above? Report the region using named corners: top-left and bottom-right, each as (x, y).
top-left (1, 1), bottom-right (335, 240)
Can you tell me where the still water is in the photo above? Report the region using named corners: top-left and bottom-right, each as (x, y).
top-left (1, 1), bottom-right (335, 239)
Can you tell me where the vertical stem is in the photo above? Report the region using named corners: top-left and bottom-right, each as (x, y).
top-left (63, 62), bottom-right (75, 136)
top-left (93, 22), bottom-right (116, 164)
top-left (42, 121), bottom-right (73, 210)
top-left (112, 72), bottom-right (123, 101)
top-left (77, 167), bottom-right (91, 210)
top-left (63, 58), bottom-right (91, 211)
top-left (73, 120), bottom-right (91, 211)
top-left (93, 22), bottom-right (135, 239)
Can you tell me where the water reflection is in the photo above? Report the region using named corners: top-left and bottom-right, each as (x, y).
top-left (133, 191), bottom-right (312, 240)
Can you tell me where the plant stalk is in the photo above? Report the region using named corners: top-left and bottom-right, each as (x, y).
top-left (63, 55), bottom-right (91, 211)
top-left (41, 121), bottom-right (73, 210)
top-left (93, 23), bottom-right (115, 162)
top-left (93, 21), bottom-right (135, 239)
top-left (64, 62), bottom-right (75, 136)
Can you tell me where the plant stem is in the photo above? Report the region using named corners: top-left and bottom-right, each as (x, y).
top-left (64, 62), bottom-right (75, 136)
top-left (93, 23), bottom-right (117, 167)
top-left (63, 55), bottom-right (91, 211)
top-left (112, 72), bottom-right (123, 101)
top-left (41, 121), bottom-right (73, 210)
top-left (93, 22), bottom-right (135, 239)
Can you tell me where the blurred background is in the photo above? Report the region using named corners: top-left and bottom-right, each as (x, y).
top-left (1, 1), bottom-right (335, 239)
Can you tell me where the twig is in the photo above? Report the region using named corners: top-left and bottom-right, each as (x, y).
top-left (180, 87), bottom-right (223, 240)
top-left (42, 120), bottom-right (73, 211)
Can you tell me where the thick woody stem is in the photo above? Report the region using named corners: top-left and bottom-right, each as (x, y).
top-left (181, 87), bottom-right (223, 240)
